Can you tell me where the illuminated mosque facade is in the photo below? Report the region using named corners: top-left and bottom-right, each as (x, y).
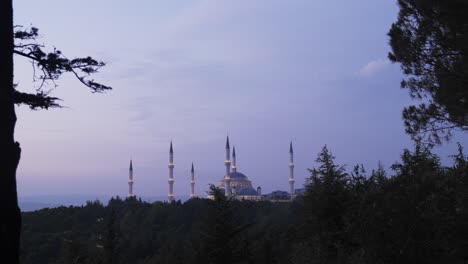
top-left (128, 136), bottom-right (305, 202)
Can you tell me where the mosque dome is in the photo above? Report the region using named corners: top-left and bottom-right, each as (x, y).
top-left (215, 137), bottom-right (261, 198)
top-left (229, 172), bottom-right (248, 179)
top-left (218, 171), bottom-right (254, 191)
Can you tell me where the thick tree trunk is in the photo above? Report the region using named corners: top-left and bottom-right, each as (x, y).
top-left (0, 0), bottom-right (22, 263)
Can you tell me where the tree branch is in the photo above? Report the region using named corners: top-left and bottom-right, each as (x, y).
top-left (13, 90), bottom-right (61, 110)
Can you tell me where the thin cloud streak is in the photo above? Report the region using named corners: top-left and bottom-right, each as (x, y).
top-left (356, 59), bottom-right (391, 77)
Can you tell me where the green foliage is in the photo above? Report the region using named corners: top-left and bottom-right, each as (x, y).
top-left (294, 144), bottom-right (468, 264)
top-left (20, 196), bottom-right (293, 264)
top-left (388, 0), bottom-right (468, 144)
top-left (297, 146), bottom-right (352, 263)
top-left (197, 185), bottom-right (243, 263)
top-left (20, 145), bottom-right (468, 263)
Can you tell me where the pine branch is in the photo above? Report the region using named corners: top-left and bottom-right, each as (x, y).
top-left (13, 90), bottom-right (61, 110)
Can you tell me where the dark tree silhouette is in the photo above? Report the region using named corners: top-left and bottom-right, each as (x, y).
top-left (196, 185), bottom-right (252, 264)
top-left (0, 1), bottom-right (110, 263)
top-left (17, 145), bottom-right (468, 263)
top-left (388, 0), bottom-right (468, 144)
top-left (298, 145), bottom-right (351, 262)
top-left (0, 1), bottom-right (19, 262)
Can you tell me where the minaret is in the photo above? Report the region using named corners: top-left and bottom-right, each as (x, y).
top-left (128, 159), bottom-right (134, 197)
top-left (289, 141), bottom-right (295, 195)
top-left (190, 162), bottom-right (195, 199)
top-left (168, 141), bottom-right (175, 202)
top-left (224, 136), bottom-right (231, 195)
top-left (231, 146), bottom-right (237, 173)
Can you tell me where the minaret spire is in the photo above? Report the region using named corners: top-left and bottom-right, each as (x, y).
top-left (168, 141), bottom-right (175, 202)
top-left (128, 159), bottom-right (134, 197)
top-left (224, 136), bottom-right (231, 195)
top-left (289, 141), bottom-right (295, 196)
top-left (190, 162), bottom-right (195, 199)
top-left (231, 146), bottom-right (237, 173)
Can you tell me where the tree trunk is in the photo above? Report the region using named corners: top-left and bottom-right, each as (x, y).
top-left (0, 0), bottom-right (22, 263)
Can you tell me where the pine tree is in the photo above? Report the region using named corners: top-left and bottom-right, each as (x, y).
top-left (299, 145), bottom-right (351, 263)
top-left (388, 0), bottom-right (468, 144)
top-left (0, 3), bottom-right (110, 262)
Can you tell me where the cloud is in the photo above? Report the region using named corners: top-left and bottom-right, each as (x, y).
top-left (356, 59), bottom-right (390, 77)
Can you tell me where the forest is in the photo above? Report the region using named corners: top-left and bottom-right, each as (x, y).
top-left (20, 143), bottom-right (468, 264)
top-left (2, 0), bottom-right (467, 263)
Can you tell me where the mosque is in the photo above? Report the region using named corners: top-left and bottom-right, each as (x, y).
top-left (127, 136), bottom-right (305, 202)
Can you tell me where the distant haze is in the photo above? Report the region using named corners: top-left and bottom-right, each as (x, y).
top-left (19, 194), bottom-right (189, 212)
top-left (14, 0), bottom-right (467, 198)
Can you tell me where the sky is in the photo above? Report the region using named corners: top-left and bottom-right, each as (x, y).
top-left (13, 0), bottom-right (467, 198)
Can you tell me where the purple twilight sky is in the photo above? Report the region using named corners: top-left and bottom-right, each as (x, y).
top-left (13, 0), bottom-right (467, 198)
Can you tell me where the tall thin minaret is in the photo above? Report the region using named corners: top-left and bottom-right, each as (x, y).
top-left (190, 162), bottom-right (195, 199)
top-left (231, 146), bottom-right (237, 173)
top-left (224, 136), bottom-right (231, 195)
top-left (289, 141), bottom-right (295, 195)
top-left (128, 159), bottom-right (134, 197)
top-left (168, 141), bottom-right (175, 202)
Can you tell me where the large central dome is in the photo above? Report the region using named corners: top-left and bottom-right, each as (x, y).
top-left (228, 172), bottom-right (248, 179)
top-left (218, 171), bottom-right (253, 190)
top-left (215, 138), bottom-right (261, 199)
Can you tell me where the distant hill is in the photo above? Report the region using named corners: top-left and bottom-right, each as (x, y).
top-left (19, 194), bottom-right (190, 212)
top-left (19, 202), bottom-right (60, 212)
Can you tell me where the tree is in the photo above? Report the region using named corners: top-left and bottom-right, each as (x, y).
top-left (101, 210), bottom-right (120, 264)
top-left (196, 185), bottom-right (251, 264)
top-left (0, 1), bottom-right (110, 263)
top-left (448, 143), bottom-right (468, 261)
top-left (297, 145), bottom-right (351, 263)
top-left (382, 143), bottom-right (448, 263)
top-left (388, 0), bottom-right (468, 144)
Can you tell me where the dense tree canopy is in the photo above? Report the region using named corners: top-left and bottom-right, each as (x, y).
top-left (388, 0), bottom-right (468, 144)
top-left (20, 145), bottom-right (468, 264)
